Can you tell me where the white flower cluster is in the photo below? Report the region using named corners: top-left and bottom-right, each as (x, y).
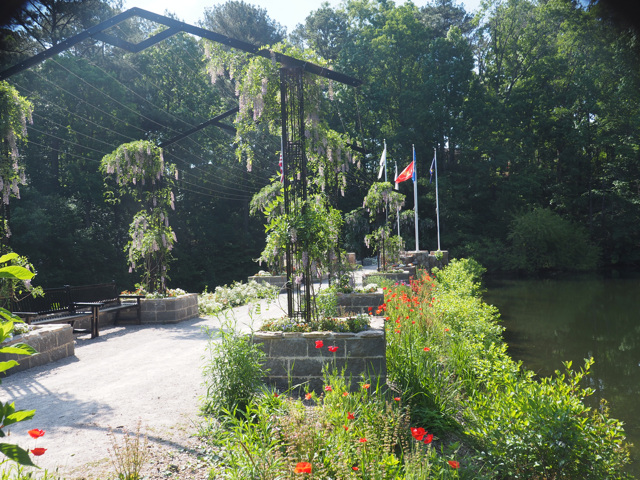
top-left (198, 280), bottom-right (280, 316)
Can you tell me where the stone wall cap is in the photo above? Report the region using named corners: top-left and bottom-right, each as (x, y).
top-left (254, 331), bottom-right (283, 339)
top-left (283, 332), bottom-right (303, 338)
top-left (357, 330), bottom-right (384, 338)
top-left (302, 332), bottom-right (332, 338)
top-left (330, 333), bottom-right (357, 338)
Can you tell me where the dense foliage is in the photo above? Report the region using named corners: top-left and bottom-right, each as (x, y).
top-left (0, 0), bottom-right (638, 292)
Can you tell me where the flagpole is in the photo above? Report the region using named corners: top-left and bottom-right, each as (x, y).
top-left (395, 162), bottom-right (400, 237)
top-left (413, 145), bottom-right (419, 252)
top-left (434, 147), bottom-right (440, 251)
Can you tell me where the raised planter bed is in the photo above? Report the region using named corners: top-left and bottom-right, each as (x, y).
top-left (336, 291), bottom-right (384, 315)
top-left (253, 321), bottom-right (386, 394)
top-left (248, 275), bottom-right (287, 288)
top-left (0, 325), bottom-right (74, 376)
top-left (362, 271), bottom-right (410, 285)
top-left (140, 293), bottom-right (199, 324)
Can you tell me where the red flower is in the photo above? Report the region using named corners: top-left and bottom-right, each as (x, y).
top-left (343, 425), bottom-right (349, 431)
top-left (448, 460), bottom-right (460, 469)
top-left (324, 385), bottom-right (333, 392)
top-left (362, 383), bottom-right (370, 390)
top-left (305, 393), bottom-right (313, 400)
top-left (424, 347), bottom-right (430, 352)
top-left (28, 429), bottom-right (45, 439)
top-left (424, 433), bottom-right (433, 444)
top-left (411, 427), bottom-right (426, 441)
top-left (412, 321), bottom-right (416, 324)
top-left (30, 448), bottom-right (46, 456)
top-left (328, 346), bottom-right (338, 353)
top-left (294, 462), bottom-right (312, 473)
top-left (444, 328), bottom-right (450, 332)
top-left (347, 412), bottom-right (355, 420)
top-left (342, 392), bottom-right (349, 397)
top-left (359, 438), bottom-right (367, 443)
top-left (395, 330), bottom-right (401, 334)
top-left (274, 393), bottom-right (279, 398)
top-left (368, 307), bottom-right (373, 312)
top-left (352, 466), bottom-right (359, 471)
top-left (315, 340), bottom-right (324, 349)
top-left (394, 397), bottom-right (401, 402)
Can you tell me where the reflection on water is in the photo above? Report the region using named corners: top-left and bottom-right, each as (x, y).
top-left (484, 274), bottom-right (640, 474)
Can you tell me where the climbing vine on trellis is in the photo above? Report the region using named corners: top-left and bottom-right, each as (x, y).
top-left (0, 81), bottom-right (32, 239)
top-left (100, 140), bottom-right (177, 293)
top-left (204, 41), bottom-right (359, 196)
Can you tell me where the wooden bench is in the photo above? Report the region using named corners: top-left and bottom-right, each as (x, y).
top-left (12, 282), bottom-right (144, 339)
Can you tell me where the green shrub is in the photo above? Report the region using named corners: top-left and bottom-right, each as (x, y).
top-left (201, 315), bottom-right (267, 417)
top-left (315, 285), bottom-right (338, 318)
top-left (507, 208), bottom-right (599, 272)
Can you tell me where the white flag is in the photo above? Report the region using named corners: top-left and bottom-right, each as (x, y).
top-left (377, 142), bottom-right (387, 179)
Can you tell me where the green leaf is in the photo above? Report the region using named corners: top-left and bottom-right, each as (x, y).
top-left (0, 253), bottom-right (18, 263)
top-left (0, 361), bottom-right (19, 373)
top-left (0, 308), bottom-right (21, 323)
top-left (4, 409), bottom-right (36, 426)
top-left (0, 442), bottom-right (38, 467)
top-left (0, 344), bottom-right (37, 356)
top-left (0, 266), bottom-right (34, 280)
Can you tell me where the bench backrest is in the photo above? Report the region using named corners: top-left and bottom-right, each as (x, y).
top-left (69, 282), bottom-right (119, 306)
top-left (12, 286), bottom-right (73, 315)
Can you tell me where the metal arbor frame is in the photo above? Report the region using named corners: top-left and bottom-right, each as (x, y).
top-left (0, 7), bottom-right (363, 320)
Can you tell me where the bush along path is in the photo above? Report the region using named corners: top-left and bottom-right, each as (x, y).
top-left (199, 259), bottom-right (632, 479)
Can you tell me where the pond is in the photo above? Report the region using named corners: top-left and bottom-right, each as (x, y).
top-left (484, 274), bottom-right (640, 475)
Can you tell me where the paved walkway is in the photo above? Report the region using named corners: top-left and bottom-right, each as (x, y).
top-left (0, 296), bottom-right (287, 478)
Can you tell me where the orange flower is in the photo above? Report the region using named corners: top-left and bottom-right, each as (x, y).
top-left (444, 328), bottom-right (449, 332)
top-left (448, 460), bottom-right (460, 469)
top-left (305, 393), bottom-right (313, 400)
top-left (363, 384), bottom-right (370, 389)
top-left (294, 462), bottom-right (312, 473)
top-left (343, 425), bottom-right (349, 431)
top-left (352, 466), bottom-right (359, 471)
top-left (30, 448), bottom-right (46, 456)
top-left (342, 392), bottom-right (349, 397)
top-left (28, 429), bottom-right (45, 439)
top-left (359, 438), bottom-right (367, 443)
top-left (394, 397), bottom-right (401, 402)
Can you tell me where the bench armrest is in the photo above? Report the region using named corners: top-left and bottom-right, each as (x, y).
top-left (73, 302), bottom-right (104, 307)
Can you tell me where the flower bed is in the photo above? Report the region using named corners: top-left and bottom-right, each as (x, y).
top-left (0, 324), bottom-right (74, 376)
top-left (140, 293), bottom-right (198, 324)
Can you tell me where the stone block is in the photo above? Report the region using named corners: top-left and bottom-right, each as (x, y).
top-left (290, 358), bottom-right (324, 377)
top-left (345, 337), bottom-right (385, 358)
top-left (262, 358), bottom-right (289, 377)
top-left (269, 338), bottom-right (307, 357)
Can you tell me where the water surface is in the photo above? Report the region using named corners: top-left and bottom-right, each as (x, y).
top-left (484, 275), bottom-right (640, 474)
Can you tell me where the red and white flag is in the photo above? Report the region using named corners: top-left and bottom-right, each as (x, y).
top-left (395, 161), bottom-right (414, 185)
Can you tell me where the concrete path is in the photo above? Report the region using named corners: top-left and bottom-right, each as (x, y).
top-left (0, 296), bottom-right (287, 478)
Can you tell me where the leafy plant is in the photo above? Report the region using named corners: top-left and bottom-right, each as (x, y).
top-left (100, 140), bottom-right (178, 294)
top-left (201, 313), bottom-right (267, 416)
top-left (198, 280), bottom-right (279, 316)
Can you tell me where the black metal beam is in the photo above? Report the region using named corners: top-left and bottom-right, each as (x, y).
top-left (0, 7), bottom-right (363, 87)
top-left (158, 107), bottom-right (238, 148)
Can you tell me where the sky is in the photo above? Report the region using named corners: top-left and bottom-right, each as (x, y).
top-left (123, 0), bottom-right (483, 33)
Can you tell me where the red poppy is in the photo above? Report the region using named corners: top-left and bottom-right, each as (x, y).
top-left (411, 427), bottom-right (426, 441)
top-left (444, 328), bottom-right (449, 332)
top-left (294, 462), bottom-right (312, 473)
top-left (30, 448), bottom-right (46, 456)
top-left (274, 393), bottom-right (279, 398)
top-left (368, 307), bottom-right (373, 312)
top-left (394, 397), bottom-right (401, 402)
top-left (347, 412), bottom-right (355, 420)
top-left (328, 346), bottom-right (338, 353)
top-left (324, 385), bottom-right (333, 392)
top-left (396, 319), bottom-right (401, 324)
top-left (405, 316), bottom-right (409, 319)
top-left (305, 393), bottom-right (313, 400)
top-left (28, 429), bottom-right (45, 439)
top-left (363, 384), bottom-right (370, 389)
top-left (424, 433), bottom-right (433, 444)
top-left (412, 321), bottom-right (415, 324)
top-left (352, 466), bottom-right (359, 471)
top-left (448, 460), bottom-right (460, 469)
top-left (359, 438), bottom-right (367, 443)
top-left (424, 347), bottom-right (430, 352)
top-left (395, 330), bottom-right (401, 334)
top-left (315, 340), bottom-right (324, 349)
top-left (342, 392), bottom-right (349, 397)
top-left (385, 316), bottom-right (390, 321)
top-left (343, 425), bottom-right (349, 431)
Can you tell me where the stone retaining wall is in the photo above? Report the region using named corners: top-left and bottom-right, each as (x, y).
top-left (140, 294), bottom-right (199, 324)
top-left (401, 250), bottom-right (449, 271)
top-left (248, 275), bottom-right (287, 288)
top-left (336, 292), bottom-right (384, 315)
top-left (253, 327), bottom-right (386, 394)
top-left (362, 271), bottom-right (410, 285)
top-left (0, 325), bottom-right (74, 376)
